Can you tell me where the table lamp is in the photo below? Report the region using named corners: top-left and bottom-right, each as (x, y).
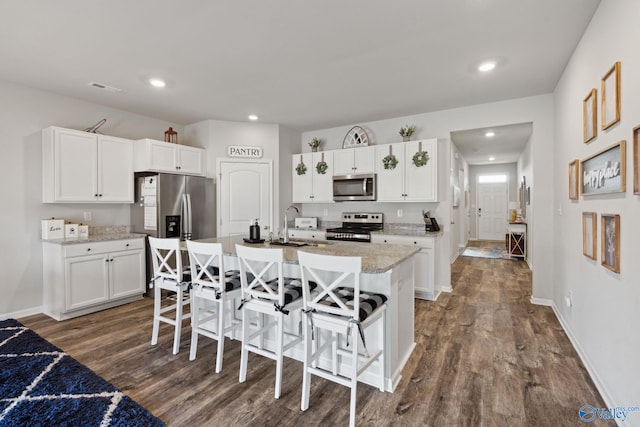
top-left (508, 201), bottom-right (520, 222)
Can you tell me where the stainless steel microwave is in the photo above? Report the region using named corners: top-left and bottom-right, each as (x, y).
top-left (332, 173), bottom-right (376, 201)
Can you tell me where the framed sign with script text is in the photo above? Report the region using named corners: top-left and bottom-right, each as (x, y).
top-left (581, 140), bottom-right (626, 196)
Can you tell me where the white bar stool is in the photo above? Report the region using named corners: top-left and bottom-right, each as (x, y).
top-left (235, 244), bottom-right (313, 399)
top-left (297, 250), bottom-right (387, 427)
top-left (186, 240), bottom-right (242, 373)
top-left (148, 236), bottom-right (191, 355)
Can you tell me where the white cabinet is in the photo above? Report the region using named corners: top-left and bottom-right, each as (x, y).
top-left (43, 238), bottom-right (145, 320)
top-left (287, 229), bottom-right (327, 241)
top-left (42, 127), bottom-right (134, 203)
top-left (370, 234), bottom-right (439, 300)
top-left (333, 146), bottom-right (375, 175)
top-left (375, 139), bottom-right (438, 202)
top-left (292, 151), bottom-right (334, 203)
top-left (134, 138), bottom-right (206, 176)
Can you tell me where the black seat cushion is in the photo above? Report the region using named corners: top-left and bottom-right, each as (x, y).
top-left (201, 267), bottom-right (244, 293)
top-left (316, 287), bottom-right (387, 322)
top-left (251, 278), bottom-right (317, 306)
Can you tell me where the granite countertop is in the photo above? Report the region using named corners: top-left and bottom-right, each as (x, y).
top-left (43, 233), bottom-right (146, 245)
top-left (293, 224), bottom-right (443, 238)
top-left (190, 235), bottom-right (420, 274)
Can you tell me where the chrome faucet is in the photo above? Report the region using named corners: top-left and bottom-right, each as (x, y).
top-left (283, 205), bottom-right (300, 243)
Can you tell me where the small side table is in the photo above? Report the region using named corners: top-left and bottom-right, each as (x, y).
top-left (506, 222), bottom-right (526, 258)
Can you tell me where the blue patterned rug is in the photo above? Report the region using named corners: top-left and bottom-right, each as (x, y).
top-left (0, 319), bottom-right (164, 427)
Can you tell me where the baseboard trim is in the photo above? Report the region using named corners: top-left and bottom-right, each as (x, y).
top-left (1, 305), bottom-right (43, 321)
top-left (550, 303), bottom-right (617, 423)
top-left (530, 297), bottom-right (552, 306)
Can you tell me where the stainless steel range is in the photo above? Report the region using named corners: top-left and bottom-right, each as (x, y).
top-left (325, 212), bottom-right (383, 242)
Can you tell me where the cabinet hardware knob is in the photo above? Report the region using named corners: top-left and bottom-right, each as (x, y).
top-left (99, 194), bottom-right (103, 197)
top-left (87, 248), bottom-right (91, 251)
top-left (94, 194), bottom-right (98, 197)
top-left (126, 243), bottom-right (130, 247)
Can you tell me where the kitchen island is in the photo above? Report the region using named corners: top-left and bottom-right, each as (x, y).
top-left (191, 235), bottom-right (419, 392)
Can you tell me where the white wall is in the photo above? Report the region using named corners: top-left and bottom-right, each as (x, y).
top-left (552, 0), bottom-right (640, 408)
top-left (183, 119), bottom-right (300, 235)
top-left (0, 79), bottom-right (182, 318)
top-left (300, 94), bottom-right (554, 301)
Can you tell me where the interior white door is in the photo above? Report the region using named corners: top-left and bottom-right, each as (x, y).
top-left (218, 160), bottom-right (272, 237)
top-left (477, 182), bottom-right (508, 240)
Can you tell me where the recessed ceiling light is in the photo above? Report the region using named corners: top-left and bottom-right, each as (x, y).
top-left (149, 78), bottom-right (166, 88)
top-left (478, 61), bottom-right (496, 72)
top-left (248, 115), bottom-right (258, 121)
top-left (485, 131), bottom-right (495, 137)
top-left (488, 156), bottom-right (496, 161)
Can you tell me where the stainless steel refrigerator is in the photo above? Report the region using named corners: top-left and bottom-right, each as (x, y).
top-left (131, 172), bottom-right (215, 287)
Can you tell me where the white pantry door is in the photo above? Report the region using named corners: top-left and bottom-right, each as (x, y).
top-left (477, 182), bottom-right (508, 240)
top-left (217, 160), bottom-right (273, 237)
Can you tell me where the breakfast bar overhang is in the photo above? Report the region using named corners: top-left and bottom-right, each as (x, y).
top-left (191, 236), bottom-right (420, 392)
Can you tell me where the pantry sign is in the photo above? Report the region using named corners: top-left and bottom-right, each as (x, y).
top-left (581, 141), bottom-right (626, 195)
top-left (227, 145), bottom-right (263, 159)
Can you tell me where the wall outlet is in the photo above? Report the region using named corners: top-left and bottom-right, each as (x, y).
top-left (397, 209), bottom-right (403, 218)
top-left (83, 211), bottom-right (92, 221)
top-left (323, 209), bottom-right (328, 217)
top-left (565, 291), bottom-right (572, 308)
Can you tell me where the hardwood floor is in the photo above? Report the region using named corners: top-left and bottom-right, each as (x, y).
top-left (20, 254), bottom-right (613, 426)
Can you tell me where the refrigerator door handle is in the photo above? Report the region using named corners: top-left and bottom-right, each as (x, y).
top-left (181, 194), bottom-right (188, 240)
top-left (185, 193), bottom-right (193, 240)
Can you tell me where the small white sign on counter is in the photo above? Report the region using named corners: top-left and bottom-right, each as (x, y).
top-left (65, 224), bottom-right (79, 239)
top-left (42, 219), bottom-right (64, 240)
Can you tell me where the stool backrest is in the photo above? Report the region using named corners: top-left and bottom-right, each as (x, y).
top-left (186, 240), bottom-right (224, 292)
top-left (235, 244), bottom-right (284, 305)
top-left (297, 251), bottom-right (361, 319)
top-left (148, 237), bottom-right (183, 283)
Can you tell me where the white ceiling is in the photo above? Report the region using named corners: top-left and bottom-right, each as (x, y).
top-left (451, 122), bottom-right (533, 165)
top-left (0, 0), bottom-right (599, 134)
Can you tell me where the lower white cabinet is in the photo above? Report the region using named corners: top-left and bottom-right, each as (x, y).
top-left (287, 229), bottom-right (327, 241)
top-left (371, 234), bottom-right (440, 300)
top-left (43, 238), bottom-right (145, 320)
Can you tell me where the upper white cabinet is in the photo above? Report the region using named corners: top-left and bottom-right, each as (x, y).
top-left (376, 139), bottom-right (438, 202)
top-left (42, 127), bottom-right (134, 203)
top-left (333, 146), bottom-right (375, 175)
top-left (134, 138), bottom-right (206, 176)
top-left (292, 151), bottom-right (334, 203)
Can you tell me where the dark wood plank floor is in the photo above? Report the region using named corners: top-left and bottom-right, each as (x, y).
top-left (19, 253), bottom-right (613, 426)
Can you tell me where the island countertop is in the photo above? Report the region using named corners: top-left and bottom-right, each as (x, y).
top-left (190, 235), bottom-right (420, 274)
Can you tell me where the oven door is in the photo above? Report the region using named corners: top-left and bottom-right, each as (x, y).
top-left (332, 174), bottom-right (376, 201)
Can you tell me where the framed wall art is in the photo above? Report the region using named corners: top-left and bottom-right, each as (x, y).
top-left (601, 61), bottom-right (621, 130)
top-left (582, 212), bottom-right (597, 260)
top-left (581, 140), bottom-right (626, 196)
top-left (634, 124), bottom-right (639, 195)
top-left (342, 126), bottom-right (369, 148)
top-left (601, 213), bottom-right (620, 273)
top-left (583, 88), bottom-right (597, 143)
top-left (519, 176), bottom-right (527, 219)
top-left (569, 159), bottom-right (579, 200)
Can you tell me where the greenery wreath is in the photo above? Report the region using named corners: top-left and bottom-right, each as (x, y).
top-left (412, 150), bottom-right (430, 167)
top-left (382, 154), bottom-right (399, 170)
top-left (295, 162), bottom-right (307, 175)
top-left (316, 160), bottom-right (328, 175)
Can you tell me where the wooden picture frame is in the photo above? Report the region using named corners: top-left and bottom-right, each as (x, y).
top-left (581, 140), bottom-right (626, 196)
top-left (569, 159), bottom-right (579, 200)
top-left (582, 212), bottom-right (597, 259)
top-left (583, 89), bottom-right (597, 143)
top-left (601, 62), bottom-right (621, 130)
top-left (634, 124), bottom-right (639, 195)
top-left (601, 214), bottom-right (620, 273)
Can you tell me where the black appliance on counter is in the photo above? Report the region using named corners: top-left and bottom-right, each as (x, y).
top-left (326, 212), bottom-right (383, 242)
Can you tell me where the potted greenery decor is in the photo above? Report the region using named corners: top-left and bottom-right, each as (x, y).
top-left (316, 152), bottom-right (328, 174)
top-left (308, 137), bottom-right (322, 152)
top-left (399, 125), bottom-right (416, 142)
